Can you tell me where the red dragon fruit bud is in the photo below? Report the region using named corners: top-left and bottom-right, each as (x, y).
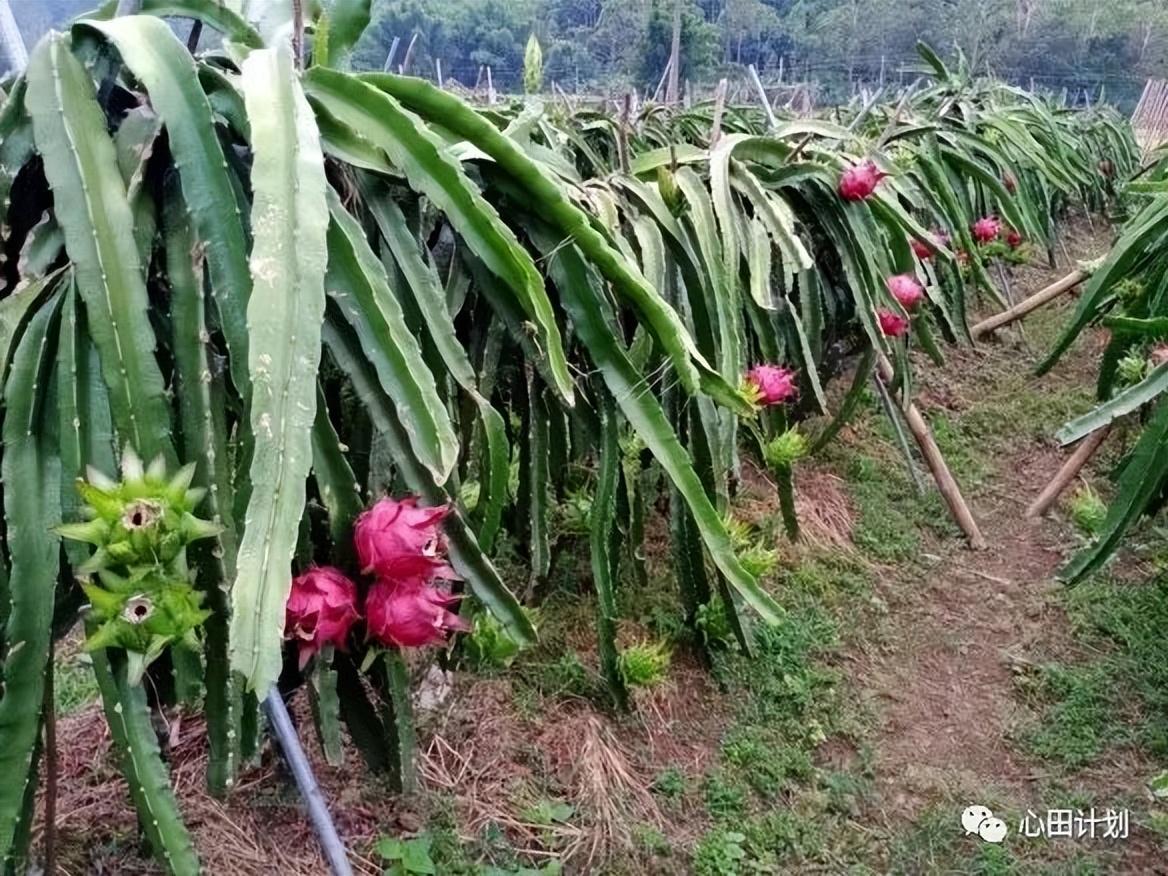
top-left (877, 309), bottom-right (910, 338)
top-left (972, 216), bottom-right (1002, 244)
top-left (1005, 228), bottom-right (1023, 249)
top-left (886, 274), bottom-right (925, 310)
top-left (354, 496), bottom-right (458, 583)
top-left (365, 579), bottom-right (470, 649)
top-left (1002, 172), bottom-right (1017, 194)
top-left (744, 364), bottom-right (798, 406)
top-left (285, 566), bottom-right (359, 668)
top-left (838, 161), bottom-right (886, 201)
top-left (912, 228), bottom-right (952, 260)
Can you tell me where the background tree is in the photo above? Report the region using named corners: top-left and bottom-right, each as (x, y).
top-left (10, 0), bottom-right (1168, 107)
top-left (638, 0), bottom-right (718, 88)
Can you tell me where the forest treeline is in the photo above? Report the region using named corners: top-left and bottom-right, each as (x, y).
top-left (19, 0), bottom-right (1168, 107)
top-left (349, 0), bottom-right (1167, 103)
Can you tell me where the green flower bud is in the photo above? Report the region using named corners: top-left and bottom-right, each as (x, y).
top-left (657, 166), bottom-right (684, 216)
top-left (57, 447), bottom-right (221, 574)
top-left (764, 429), bottom-right (809, 469)
top-left (1117, 354), bottom-right (1149, 387)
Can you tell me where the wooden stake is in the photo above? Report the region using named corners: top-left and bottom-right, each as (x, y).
top-left (970, 269), bottom-right (1088, 339)
top-left (653, 56), bottom-right (672, 102)
top-left (710, 78), bottom-right (728, 147)
top-left (665, 0), bottom-right (682, 105)
top-left (382, 35), bottom-right (400, 72)
top-left (877, 354), bottom-right (987, 549)
top-left (617, 93), bottom-right (631, 173)
top-left (0, 0), bottom-right (27, 73)
top-left (748, 64), bottom-right (778, 130)
top-left (399, 32), bottom-right (418, 75)
top-left (1026, 425), bottom-right (1111, 519)
top-left (291, 0), bottom-right (303, 69)
top-left (186, 19), bottom-right (203, 52)
top-left (43, 648), bottom-right (57, 876)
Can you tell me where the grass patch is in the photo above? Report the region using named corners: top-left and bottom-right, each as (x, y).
top-left (1020, 571), bottom-right (1168, 766)
top-left (842, 448), bottom-right (960, 560)
top-left (885, 804), bottom-right (1105, 876)
top-left (1023, 663), bottom-right (1118, 766)
top-left (955, 379), bottom-right (1093, 451)
top-left (846, 453), bottom-right (925, 561)
top-left (686, 549), bottom-right (877, 870)
top-left (54, 650), bottom-right (98, 715)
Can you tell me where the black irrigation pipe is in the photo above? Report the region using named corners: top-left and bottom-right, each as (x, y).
top-left (262, 690), bottom-right (354, 876)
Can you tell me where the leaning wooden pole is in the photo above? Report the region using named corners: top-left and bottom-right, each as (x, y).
top-left (970, 268), bottom-right (1088, 339)
top-left (710, 78), bottom-right (728, 147)
top-left (1025, 425), bottom-right (1111, 519)
top-left (747, 63), bottom-right (778, 130)
top-left (877, 354), bottom-right (987, 548)
top-left (0, 0), bottom-right (28, 73)
top-left (665, 0), bottom-right (681, 105)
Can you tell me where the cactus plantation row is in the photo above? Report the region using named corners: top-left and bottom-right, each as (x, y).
top-left (0, 3), bottom-right (1149, 873)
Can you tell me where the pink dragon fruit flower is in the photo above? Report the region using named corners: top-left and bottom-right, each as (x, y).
top-left (365, 579), bottom-right (470, 649)
top-left (877, 309), bottom-right (910, 338)
top-left (838, 161), bottom-right (886, 201)
top-left (1005, 228), bottom-right (1023, 249)
top-left (972, 216), bottom-right (1002, 244)
top-left (354, 496), bottom-right (458, 584)
top-left (285, 566), bottom-right (360, 668)
top-left (886, 274), bottom-right (925, 310)
top-left (744, 364), bottom-right (798, 406)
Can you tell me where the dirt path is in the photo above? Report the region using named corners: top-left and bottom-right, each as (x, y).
top-left (867, 436), bottom-right (1072, 814)
top-left (852, 220), bottom-right (1143, 841)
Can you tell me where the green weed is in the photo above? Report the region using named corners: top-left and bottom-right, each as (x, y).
top-left (650, 766), bottom-right (687, 799)
top-left (617, 641), bottom-right (671, 687)
top-left (693, 829), bottom-right (747, 876)
top-left (54, 651), bottom-right (98, 715)
top-left (1067, 486), bottom-right (1107, 536)
top-left (1022, 573), bottom-right (1168, 764)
